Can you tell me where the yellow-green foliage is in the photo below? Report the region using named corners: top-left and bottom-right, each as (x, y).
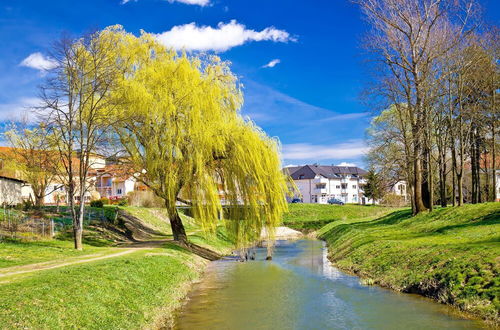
top-left (100, 26), bottom-right (288, 248)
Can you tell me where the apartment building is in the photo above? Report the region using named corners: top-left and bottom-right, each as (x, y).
top-left (285, 164), bottom-right (369, 204)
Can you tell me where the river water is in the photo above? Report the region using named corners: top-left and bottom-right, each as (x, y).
top-left (174, 239), bottom-right (484, 329)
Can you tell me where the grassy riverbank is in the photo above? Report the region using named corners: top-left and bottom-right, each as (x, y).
top-left (0, 208), bottom-right (233, 329)
top-left (318, 203), bottom-right (500, 323)
top-left (283, 203), bottom-right (400, 231)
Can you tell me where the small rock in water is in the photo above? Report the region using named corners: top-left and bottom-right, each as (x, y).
top-left (266, 256), bottom-right (272, 261)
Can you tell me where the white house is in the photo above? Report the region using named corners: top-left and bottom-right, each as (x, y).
top-left (390, 180), bottom-right (409, 202)
top-left (92, 163), bottom-right (138, 201)
top-left (285, 165), bottom-right (369, 204)
top-left (0, 175), bottom-right (25, 205)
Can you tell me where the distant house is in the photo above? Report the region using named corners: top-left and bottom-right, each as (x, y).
top-left (0, 175), bottom-right (25, 205)
top-left (285, 164), bottom-right (370, 204)
top-left (389, 180), bottom-right (409, 202)
top-left (92, 164), bottom-right (138, 200)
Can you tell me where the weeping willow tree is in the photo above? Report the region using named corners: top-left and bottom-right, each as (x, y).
top-left (107, 26), bottom-right (289, 256)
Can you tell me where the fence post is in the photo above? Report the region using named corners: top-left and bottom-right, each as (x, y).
top-left (50, 219), bottom-right (55, 237)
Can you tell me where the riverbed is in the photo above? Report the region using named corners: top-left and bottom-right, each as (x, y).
top-left (174, 239), bottom-right (484, 329)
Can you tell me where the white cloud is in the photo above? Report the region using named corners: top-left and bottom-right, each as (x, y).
top-left (321, 112), bottom-right (369, 121)
top-left (336, 162), bottom-right (357, 167)
top-left (0, 97), bottom-right (42, 123)
top-left (121, 0), bottom-right (210, 5)
top-left (20, 52), bottom-right (57, 72)
top-left (155, 20), bottom-right (295, 52)
top-left (262, 59), bottom-right (281, 68)
top-left (282, 140), bottom-right (369, 161)
top-left (169, 0), bottom-right (210, 5)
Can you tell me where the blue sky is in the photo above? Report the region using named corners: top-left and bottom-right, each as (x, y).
top-left (1, 0), bottom-right (499, 167)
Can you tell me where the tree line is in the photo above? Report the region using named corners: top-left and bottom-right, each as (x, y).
top-left (3, 27), bottom-right (289, 252)
top-left (358, 0), bottom-right (499, 213)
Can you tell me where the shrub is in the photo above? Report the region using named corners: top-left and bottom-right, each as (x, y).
top-left (380, 193), bottom-right (407, 207)
top-left (100, 197), bottom-right (110, 205)
top-left (127, 191), bottom-right (163, 208)
top-left (90, 200), bottom-right (104, 208)
top-left (117, 198), bottom-right (128, 206)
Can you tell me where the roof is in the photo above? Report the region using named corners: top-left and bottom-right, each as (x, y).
top-left (0, 175), bottom-right (25, 184)
top-left (287, 165), bottom-right (367, 180)
top-left (89, 164), bottom-right (135, 182)
top-left (282, 166), bottom-right (301, 176)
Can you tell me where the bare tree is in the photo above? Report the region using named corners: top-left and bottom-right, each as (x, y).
top-left (4, 122), bottom-right (61, 207)
top-left (40, 31), bottom-right (119, 250)
top-left (356, 0), bottom-right (477, 213)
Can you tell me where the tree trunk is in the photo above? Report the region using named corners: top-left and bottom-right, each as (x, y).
top-left (457, 173), bottom-right (464, 206)
top-left (74, 196), bottom-right (84, 251)
top-left (439, 157), bottom-right (447, 208)
top-left (493, 121), bottom-right (497, 201)
top-left (35, 195), bottom-right (44, 208)
top-left (413, 150), bottom-right (427, 214)
top-left (168, 205), bottom-right (188, 244)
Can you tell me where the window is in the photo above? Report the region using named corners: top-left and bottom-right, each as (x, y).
top-left (341, 183), bottom-right (348, 189)
top-left (117, 188), bottom-right (122, 195)
top-left (316, 183), bottom-right (326, 189)
top-left (299, 174), bottom-right (305, 179)
top-left (336, 185), bottom-right (340, 189)
top-left (352, 185), bottom-right (357, 189)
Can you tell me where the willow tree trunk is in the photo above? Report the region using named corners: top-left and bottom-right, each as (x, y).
top-left (167, 205), bottom-right (188, 244)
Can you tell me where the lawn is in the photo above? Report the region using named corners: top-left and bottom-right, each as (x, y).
top-left (0, 239), bottom-right (106, 269)
top-left (0, 245), bottom-right (207, 329)
top-left (283, 203), bottom-right (400, 231)
top-left (0, 205), bottom-right (234, 329)
top-left (319, 202), bottom-right (500, 322)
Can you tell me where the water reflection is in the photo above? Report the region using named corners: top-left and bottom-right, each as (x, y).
top-left (174, 239), bottom-right (483, 330)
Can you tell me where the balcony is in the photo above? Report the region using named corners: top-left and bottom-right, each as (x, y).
top-left (314, 182), bottom-right (327, 194)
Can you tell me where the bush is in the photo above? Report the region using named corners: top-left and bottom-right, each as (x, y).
top-left (127, 191), bottom-right (163, 208)
top-left (380, 193), bottom-right (407, 207)
top-left (90, 200), bottom-right (104, 208)
top-left (100, 198), bottom-right (110, 205)
top-left (117, 198), bottom-right (128, 206)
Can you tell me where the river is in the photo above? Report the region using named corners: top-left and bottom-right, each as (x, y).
top-left (174, 239), bottom-right (484, 329)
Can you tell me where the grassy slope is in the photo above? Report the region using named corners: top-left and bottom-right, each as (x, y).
top-left (319, 203), bottom-right (500, 322)
top-left (283, 203), bottom-right (400, 231)
top-left (0, 207), bottom-right (233, 329)
top-left (0, 240), bottom-right (106, 268)
top-left (0, 245), bottom-right (207, 329)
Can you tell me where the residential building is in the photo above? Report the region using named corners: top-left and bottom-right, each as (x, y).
top-left (92, 164), bottom-right (138, 200)
top-left (285, 165), bottom-right (369, 204)
top-left (0, 175), bottom-right (25, 205)
top-left (390, 180), bottom-right (408, 202)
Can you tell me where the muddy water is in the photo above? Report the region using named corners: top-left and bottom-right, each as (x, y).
top-left (174, 239), bottom-right (484, 329)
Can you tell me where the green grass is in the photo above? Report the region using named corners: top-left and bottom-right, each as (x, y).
top-left (120, 206), bottom-right (197, 234)
top-left (283, 203), bottom-right (400, 231)
top-left (0, 240), bottom-right (106, 269)
top-left (0, 245), bottom-right (208, 329)
top-left (319, 203), bottom-right (500, 322)
top-left (0, 205), bottom-right (235, 329)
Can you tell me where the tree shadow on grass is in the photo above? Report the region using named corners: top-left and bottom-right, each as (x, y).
top-left (433, 211), bottom-right (500, 234)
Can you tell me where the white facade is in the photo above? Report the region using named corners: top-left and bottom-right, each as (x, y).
top-left (0, 176), bottom-right (24, 205)
top-left (95, 172), bottom-right (137, 200)
top-left (294, 175), bottom-right (366, 204)
top-left (287, 165), bottom-right (369, 204)
top-left (390, 181), bottom-right (408, 201)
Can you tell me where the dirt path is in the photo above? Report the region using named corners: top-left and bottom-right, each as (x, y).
top-left (0, 249), bottom-right (139, 279)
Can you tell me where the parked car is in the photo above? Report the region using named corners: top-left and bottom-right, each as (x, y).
top-left (291, 198), bottom-right (302, 203)
top-left (327, 198), bottom-right (345, 205)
